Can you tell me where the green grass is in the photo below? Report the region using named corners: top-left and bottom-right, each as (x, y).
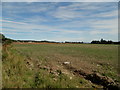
top-left (14, 44), bottom-right (118, 69)
top-left (2, 43), bottom-right (119, 88)
top-left (2, 46), bottom-right (34, 88)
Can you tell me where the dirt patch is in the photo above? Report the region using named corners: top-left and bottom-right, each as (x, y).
top-left (13, 42), bottom-right (62, 45)
top-left (52, 53), bottom-right (98, 74)
top-left (63, 64), bottom-right (120, 90)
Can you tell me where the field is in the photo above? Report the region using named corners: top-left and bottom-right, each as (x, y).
top-left (2, 43), bottom-right (120, 88)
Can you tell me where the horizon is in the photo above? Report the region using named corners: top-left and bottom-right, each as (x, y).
top-left (2, 33), bottom-right (119, 43)
top-left (1, 2), bottom-right (118, 42)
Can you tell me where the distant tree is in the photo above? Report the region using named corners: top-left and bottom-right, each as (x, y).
top-left (107, 40), bottom-right (113, 44)
top-left (0, 33), bottom-right (6, 43)
top-left (91, 39), bottom-right (117, 44)
top-left (100, 38), bottom-right (104, 42)
top-left (91, 40), bottom-right (100, 44)
top-left (100, 38), bottom-right (107, 44)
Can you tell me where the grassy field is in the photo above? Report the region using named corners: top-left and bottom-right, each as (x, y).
top-left (2, 43), bottom-right (119, 88)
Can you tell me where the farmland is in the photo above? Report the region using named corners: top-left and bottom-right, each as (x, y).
top-left (2, 43), bottom-right (120, 88)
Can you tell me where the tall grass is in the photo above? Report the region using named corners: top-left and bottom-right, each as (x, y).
top-left (2, 45), bottom-right (34, 88)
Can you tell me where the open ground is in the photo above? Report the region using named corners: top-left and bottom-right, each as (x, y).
top-left (2, 43), bottom-right (119, 88)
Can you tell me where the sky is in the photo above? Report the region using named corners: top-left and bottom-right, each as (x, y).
top-left (1, 2), bottom-right (118, 42)
top-left (1, 0), bottom-right (120, 2)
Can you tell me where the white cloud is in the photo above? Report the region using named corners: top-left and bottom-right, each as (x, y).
top-left (93, 10), bottom-right (118, 18)
top-left (2, 32), bottom-right (20, 35)
top-left (89, 18), bottom-right (118, 35)
top-left (2, 2), bottom-right (118, 42)
top-left (0, 19), bottom-right (27, 24)
top-left (21, 16), bottom-right (49, 24)
top-left (2, 0), bottom-right (119, 2)
top-left (2, 19), bottom-right (85, 35)
top-left (50, 2), bottom-right (117, 20)
top-left (2, 3), bottom-right (48, 14)
top-left (90, 29), bottom-right (117, 35)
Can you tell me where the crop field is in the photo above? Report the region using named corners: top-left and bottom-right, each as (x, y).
top-left (2, 43), bottom-right (120, 88)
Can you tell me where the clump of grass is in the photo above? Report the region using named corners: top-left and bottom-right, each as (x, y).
top-left (32, 68), bottom-right (94, 88)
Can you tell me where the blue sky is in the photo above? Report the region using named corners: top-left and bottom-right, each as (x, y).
top-left (1, 2), bottom-right (118, 42)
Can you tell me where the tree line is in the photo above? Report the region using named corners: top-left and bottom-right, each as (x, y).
top-left (0, 33), bottom-right (15, 46)
top-left (91, 38), bottom-right (120, 44)
top-left (0, 33), bottom-right (119, 45)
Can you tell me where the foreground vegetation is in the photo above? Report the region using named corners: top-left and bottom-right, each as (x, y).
top-left (1, 32), bottom-right (119, 89)
top-left (2, 42), bottom-right (120, 88)
top-left (2, 44), bottom-right (96, 88)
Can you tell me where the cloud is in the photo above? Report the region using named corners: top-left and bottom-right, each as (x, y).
top-left (2, 0), bottom-right (119, 2)
top-left (0, 19), bottom-right (27, 24)
top-left (2, 2), bottom-right (48, 14)
top-left (21, 16), bottom-right (49, 24)
top-left (50, 2), bottom-right (117, 21)
top-left (49, 37), bottom-right (85, 42)
top-left (2, 32), bottom-right (20, 35)
top-left (90, 29), bottom-right (117, 35)
top-left (93, 10), bottom-right (118, 18)
top-left (89, 18), bottom-right (118, 35)
top-left (2, 18), bottom-right (85, 35)
top-left (2, 2), bottom-right (118, 42)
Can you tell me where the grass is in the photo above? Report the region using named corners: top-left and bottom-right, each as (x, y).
top-left (14, 44), bottom-right (118, 70)
top-left (2, 43), bottom-right (119, 88)
top-left (2, 45), bottom-right (34, 88)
